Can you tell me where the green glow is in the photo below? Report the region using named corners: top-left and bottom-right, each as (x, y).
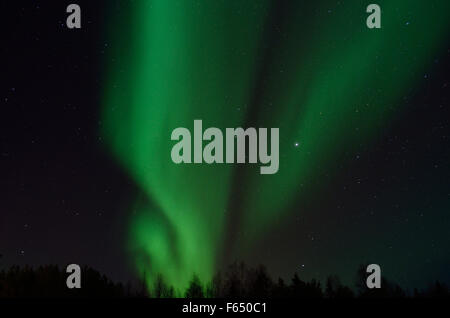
top-left (103, 0), bottom-right (270, 291)
top-left (102, 0), bottom-right (450, 291)
top-left (238, 0), bottom-right (450, 253)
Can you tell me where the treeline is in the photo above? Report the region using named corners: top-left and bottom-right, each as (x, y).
top-left (0, 262), bottom-right (448, 298)
top-left (155, 262), bottom-right (449, 299)
top-left (0, 265), bottom-right (129, 297)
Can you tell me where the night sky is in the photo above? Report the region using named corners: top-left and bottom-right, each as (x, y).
top-left (1, 0), bottom-right (450, 292)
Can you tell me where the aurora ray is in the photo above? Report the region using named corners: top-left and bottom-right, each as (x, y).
top-left (102, 0), bottom-right (450, 292)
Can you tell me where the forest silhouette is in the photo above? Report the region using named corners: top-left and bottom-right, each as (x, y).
top-left (0, 260), bottom-right (448, 298)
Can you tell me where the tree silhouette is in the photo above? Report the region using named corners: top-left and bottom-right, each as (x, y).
top-left (185, 274), bottom-right (204, 298)
top-left (223, 262), bottom-right (246, 297)
top-left (153, 273), bottom-right (174, 298)
top-left (325, 275), bottom-right (354, 298)
top-left (245, 265), bottom-right (272, 298)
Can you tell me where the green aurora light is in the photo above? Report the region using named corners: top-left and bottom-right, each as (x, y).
top-left (102, 0), bottom-right (450, 293)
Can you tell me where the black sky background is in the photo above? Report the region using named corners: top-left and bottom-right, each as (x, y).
top-left (1, 1), bottom-right (138, 283)
top-left (1, 1), bottom-right (449, 289)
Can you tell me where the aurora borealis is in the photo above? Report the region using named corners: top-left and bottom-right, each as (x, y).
top-left (100, 0), bottom-right (450, 291)
top-left (2, 0), bottom-right (450, 299)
